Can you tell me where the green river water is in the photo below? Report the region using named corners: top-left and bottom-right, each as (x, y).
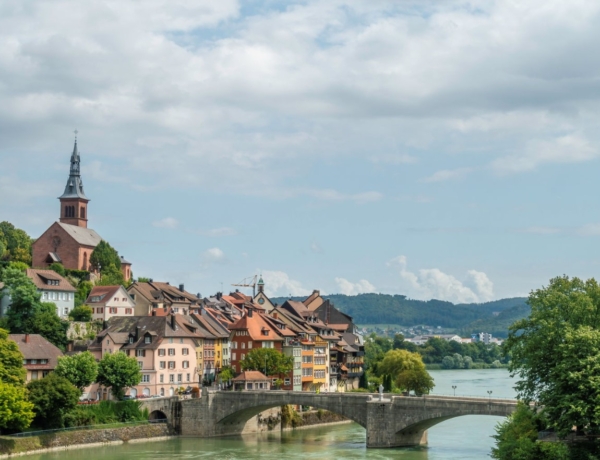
top-left (30, 369), bottom-right (517, 460)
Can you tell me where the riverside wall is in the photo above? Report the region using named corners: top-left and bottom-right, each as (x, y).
top-left (0, 423), bottom-right (173, 458)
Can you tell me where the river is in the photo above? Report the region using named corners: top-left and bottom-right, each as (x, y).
top-left (29, 369), bottom-right (517, 460)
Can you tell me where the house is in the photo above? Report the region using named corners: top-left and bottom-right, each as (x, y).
top-left (9, 334), bottom-right (63, 382)
top-left (31, 139), bottom-right (131, 281)
top-left (127, 281), bottom-right (201, 316)
top-left (85, 285), bottom-right (136, 321)
top-left (87, 315), bottom-right (203, 399)
top-left (25, 269), bottom-right (76, 317)
top-left (232, 371), bottom-right (270, 391)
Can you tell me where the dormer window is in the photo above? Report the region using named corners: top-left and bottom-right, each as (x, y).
top-left (129, 337), bottom-right (134, 344)
top-left (144, 336), bottom-right (151, 344)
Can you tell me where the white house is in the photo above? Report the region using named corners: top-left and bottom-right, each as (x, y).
top-left (85, 285), bottom-right (136, 321)
top-left (27, 269), bottom-right (76, 317)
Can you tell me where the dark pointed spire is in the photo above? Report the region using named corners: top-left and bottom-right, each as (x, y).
top-left (59, 134), bottom-right (88, 200)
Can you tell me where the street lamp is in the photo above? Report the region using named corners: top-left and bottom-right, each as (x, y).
top-left (452, 385), bottom-right (457, 396)
top-left (487, 390), bottom-right (493, 402)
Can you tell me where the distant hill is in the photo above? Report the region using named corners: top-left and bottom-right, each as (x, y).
top-left (271, 294), bottom-right (528, 337)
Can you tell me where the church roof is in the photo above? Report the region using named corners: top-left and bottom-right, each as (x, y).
top-left (57, 222), bottom-right (102, 247)
top-left (59, 140), bottom-right (89, 200)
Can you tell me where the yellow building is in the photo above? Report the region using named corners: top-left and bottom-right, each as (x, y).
top-left (313, 336), bottom-right (328, 391)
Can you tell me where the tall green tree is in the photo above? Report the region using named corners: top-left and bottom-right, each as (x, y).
top-left (54, 351), bottom-right (98, 393)
top-left (27, 373), bottom-right (80, 428)
top-left (0, 329), bottom-right (26, 385)
top-left (90, 241), bottom-right (120, 273)
top-left (97, 352), bottom-right (142, 400)
top-left (96, 263), bottom-right (125, 286)
top-left (505, 276), bottom-right (600, 436)
top-left (26, 302), bottom-right (69, 350)
top-left (377, 349), bottom-right (434, 395)
top-left (0, 381), bottom-right (34, 433)
top-left (0, 222), bottom-right (32, 265)
top-left (240, 348), bottom-right (293, 377)
top-left (68, 305), bottom-right (93, 322)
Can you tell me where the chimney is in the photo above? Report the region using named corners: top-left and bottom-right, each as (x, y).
top-left (149, 278), bottom-right (153, 283)
top-left (25, 334), bottom-right (30, 343)
top-left (135, 326), bottom-right (140, 341)
top-left (170, 314), bottom-right (176, 330)
top-left (216, 292), bottom-right (222, 301)
top-left (179, 284), bottom-right (184, 292)
top-left (273, 312), bottom-right (278, 319)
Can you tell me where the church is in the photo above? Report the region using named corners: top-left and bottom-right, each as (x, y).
top-left (31, 138), bottom-right (132, 281)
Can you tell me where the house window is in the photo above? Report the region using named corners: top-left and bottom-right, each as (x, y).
top-left (169, 338), bottom-right (173, 344)
top-left (138, 361), bottom-right (143, 369)
top-left (241, 343), bottom-right (245, 349)
top-left (160, 375), bottom-right (164, 383)
top-left (232, 352), bottom-right (236, 361)
top-left (144, 336), bottom-right (151, 344)
top-left (158, 349), bottom-right (165, 356)
top-left (177, 374), bottom-right (182, 382)
top-left (186, 373), bottom-right (190, 382)
top-left (248, 341), bottom-right (252, 349)
top-left (110, 307), bottom-right (117, 314)
top-left (136, 349), bottom-right (145, 357)
top-left (31, 359), bottom-right (37, 364)
top-left (241, 354), bottom-right (245, 360)
top-left (159, 361), bottom-right (165, 369)
top-left (262, 341), bottom-right (274, 349)
top-left (247, 383), bottom-right (252, 390)
top-left (168, 361), bottom-right (175, 369)
top-left (142, 374), bottom-right (150, 383)
top-left (284, 378), bottom-right (291, 386)
top-left (31, 371), bottom-right (39, 380)
top-left (169, 374), bottom-right (174, 383)
top-left (182, 348), bottom-right (189, 355)
top-left (129, 337), bottom-right (134, 344)
top-left (126, 308), bottom-right (133, 314)
top-left (40, 359), bottom-right (47, 364)
top-left (42, 371), bottom-right (50, 378)
top-left (168, 349), bottom-right (175, 356)
top-left (43, 292), bottom-right (48, 299)
top-left (182, 361), bottom-right (189, 369)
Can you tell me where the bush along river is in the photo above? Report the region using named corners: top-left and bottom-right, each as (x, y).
top-left (22, 369), bottom-right (517, 460)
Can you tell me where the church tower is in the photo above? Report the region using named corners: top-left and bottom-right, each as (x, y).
top-left (59, 136), bottom-right (89, 228)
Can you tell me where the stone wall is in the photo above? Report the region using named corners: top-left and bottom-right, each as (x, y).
top-left (0, 423), bottom-right (172, 457)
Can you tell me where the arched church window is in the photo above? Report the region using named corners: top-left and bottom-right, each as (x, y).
top-left (83, 252), bottom-right (88, 271)
top-left (80, 206), bottom-right (85, 218)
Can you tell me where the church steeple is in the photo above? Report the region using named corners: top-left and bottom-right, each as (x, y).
top-left (59, 134), bottom-right (90, 228)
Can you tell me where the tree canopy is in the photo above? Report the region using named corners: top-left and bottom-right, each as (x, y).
top-left (0, 329), bottom-right (26, 385)
top-left (97, 352), bottom-right (141, 400)
top-left (54, 351), bottom-right (98, 393)
top-left (377, 349), bottom-right (434, 395)
top-left (0, 222), bottom-right (32, 265)
top-left (240, 348), bottom-right (293, 377)
top-left (505, 275), bottom-right (600, 436)
top-left (90, 241), bottom-right (125, 286)
top-left (68, 305), bottom-right (93, 322)
top-left (27, 373), bottom-right (80, 428)
top-left (0, 381), bottom-right (34, 433)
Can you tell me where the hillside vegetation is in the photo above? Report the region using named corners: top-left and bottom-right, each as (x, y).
top-left (272, 294), bottom-right (528, 337)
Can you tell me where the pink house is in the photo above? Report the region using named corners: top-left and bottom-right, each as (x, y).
top-left (87, 315), bottom-right (202, 399)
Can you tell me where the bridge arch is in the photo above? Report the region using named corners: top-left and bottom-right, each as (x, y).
top-left (149, 410), bottom-right (168, 421)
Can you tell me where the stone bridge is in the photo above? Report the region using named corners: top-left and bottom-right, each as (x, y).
top-left (142, 390), bottom-right (518, 448)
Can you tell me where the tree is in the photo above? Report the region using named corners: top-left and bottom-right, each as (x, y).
top-left (75, 280), bottom-right (93, 307)
top-left (441, 356), bottom-right (455, 369)
top-left (0, 222), bottom-right (32, 265)
top-left (0, 328), bottom-right (26, 385)
top-left (54, 352), bottom-right (98, 393)
top-left (0, 381), bottom-right (34, 433)
top-left (90, 241), bottom-right (120, 273)
top-left (377, 349), bottom-right (434, 395)
top-left (25, 302), bottom-right (69, 350)
top-left (3, 267), bottom-right (41, 332)
top-left (97, 352), bottom-right (142, 400)
top-left (48, 262), bottom-right (66, 277)
top-left (239, 348), bottom-right (293, 377)
top-left (27, 373), bottom-right (80, 428)
top-left (96, 263), bottom-right (124, 286)
top-left (505, 276), bottom-right (600, 436)
top-left (69, 305), bottom-right (93, 322)
top-left (383, 374), bottom-right (393, 392)
top-left (219, 366), bottom-right (234, 383)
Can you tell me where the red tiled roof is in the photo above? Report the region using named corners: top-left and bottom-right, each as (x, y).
top-left (9, 334), bottom-right (63, 368)
top-left (86, 285), bottom-right (122, 305)
top-left (232, 371), bottom-right (269, 381)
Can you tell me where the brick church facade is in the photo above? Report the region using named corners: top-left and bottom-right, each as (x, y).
top-left (32, 139), bottom-right (132, 280)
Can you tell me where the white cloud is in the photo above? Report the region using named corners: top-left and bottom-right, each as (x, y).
top-left (262, 270), bottom-right (311, 297)
top-left (202, 247), bottom-right (225, 263)
top-left (199, 227), bottom-right (237, 237)
top-left (387, 255), bottom-right (494, 303)
top-left (152, 217), bottom-right (179, 229)
top-left (334, 277), bottom-right (376, 296)
top-left (576, 223), bottom-right (600, 236)
top-left (492, 134), bottom-right (599, 173)
top-left (422, 167), bottom-right (473, 183)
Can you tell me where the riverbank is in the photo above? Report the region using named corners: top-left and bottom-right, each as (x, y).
top-left (0, 423), bottom-right (173, 458)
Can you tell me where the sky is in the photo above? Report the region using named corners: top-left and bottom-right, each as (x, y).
top-left (2, 0), bottom-right (600, 302)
